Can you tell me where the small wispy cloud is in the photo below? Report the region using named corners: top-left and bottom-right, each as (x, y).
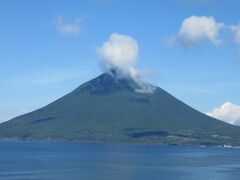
top-left (55, 15), bottom-right (82, 36)
top-left (7, 68), bottom-right (93, 86)
top-left (230, 24), bottom-right (240, 44)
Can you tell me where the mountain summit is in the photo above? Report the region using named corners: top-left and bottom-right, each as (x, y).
top-left (1, 72), bottom-right (240, 146)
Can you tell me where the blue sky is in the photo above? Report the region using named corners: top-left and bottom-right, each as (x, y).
top-left (1, 0), bottom-right (240, 123)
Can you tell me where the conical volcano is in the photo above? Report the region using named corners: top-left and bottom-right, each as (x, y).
top-left (1, 71), bottom-right (240, 146)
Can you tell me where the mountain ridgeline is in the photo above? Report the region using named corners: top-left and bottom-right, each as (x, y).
top-left (1, 71), bottom-right (240, 146)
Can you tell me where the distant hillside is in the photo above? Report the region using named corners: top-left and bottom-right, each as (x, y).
top-left (1, 71), bottom-right (240, 146)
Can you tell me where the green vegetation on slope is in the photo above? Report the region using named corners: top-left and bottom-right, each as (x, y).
top-left (0, 72), bottom-right (240, 146)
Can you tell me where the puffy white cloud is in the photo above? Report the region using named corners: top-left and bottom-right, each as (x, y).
top-left (169, 16), bottom-right (224, 48)
top-left (98, 33), bottom-right (139, 77)
top-left (206, 102), bottom-right (240, 126)
top-left (179, 16), bottom-right (223, 47)
top-left (55, 15), bottom-right (82, 36)
top-left (230, 24), bottom-right (240, 44)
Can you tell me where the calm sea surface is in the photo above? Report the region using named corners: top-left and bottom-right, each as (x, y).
top-left (0, 141), bottom-right (240, 180)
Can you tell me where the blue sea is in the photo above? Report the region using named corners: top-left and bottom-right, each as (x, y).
top-left (0, 141), bottom-right (240, 180)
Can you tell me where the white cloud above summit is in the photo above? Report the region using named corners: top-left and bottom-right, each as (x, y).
top-left (206, 102), bottom-right (240, 126)
top-left (98, 33), bottom-right (155, 93)
top-left (98, 33), bottom-right (139, 78)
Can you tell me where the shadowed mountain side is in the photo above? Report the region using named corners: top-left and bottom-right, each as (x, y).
top-left (0, 72), bottom-right (240, 146)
